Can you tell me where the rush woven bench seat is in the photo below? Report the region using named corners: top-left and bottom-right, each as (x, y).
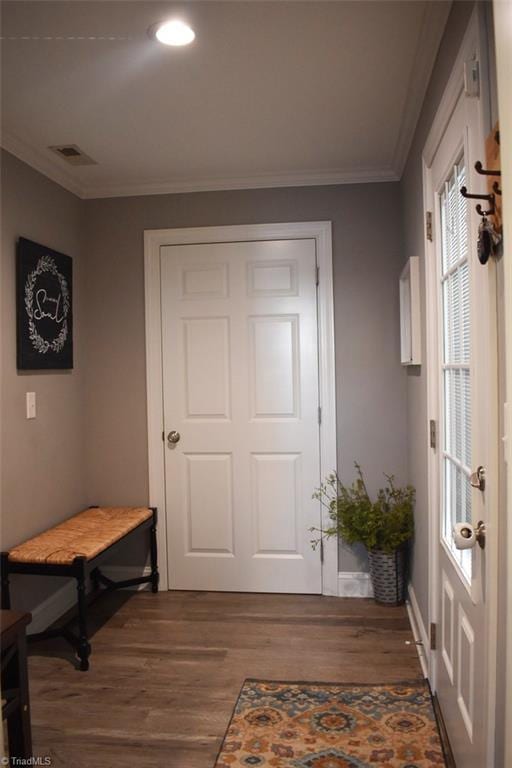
top-left (1, 505), bottom-right (159, 671)
top-left (8, 506), bottom-right (153, 566)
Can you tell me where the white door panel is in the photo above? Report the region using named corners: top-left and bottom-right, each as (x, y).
top-left (183, 317), bottom-right (231, 419)
top-left (161, 239), bottom-right (322, 593)
top-left (184, 453), bottom-right (234, 555)
top-left (251, 452), bottom-right (301, 554)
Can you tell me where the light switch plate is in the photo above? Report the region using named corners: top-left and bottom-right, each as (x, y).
top-left (26, 392), bottom-right (36, 419)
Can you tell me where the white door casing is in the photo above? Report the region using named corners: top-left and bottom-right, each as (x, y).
top-left (493, 2), bottom-right (512, 763)
top-left (423, 10), bottom-right (498, 767)
top-left (144, 222), bottom-right (337, 595)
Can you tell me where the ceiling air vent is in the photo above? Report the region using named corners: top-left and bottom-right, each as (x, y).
top-left (48, 144), bottom-right (97, 166)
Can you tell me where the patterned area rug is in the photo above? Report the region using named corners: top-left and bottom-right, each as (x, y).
top-left (214, 679), bottom-right (446, 767)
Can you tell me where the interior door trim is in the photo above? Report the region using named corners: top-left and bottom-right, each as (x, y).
top-left (144, 221), bottom-right (337, 595)
top-left (493, 2), bottom-right (512, 762)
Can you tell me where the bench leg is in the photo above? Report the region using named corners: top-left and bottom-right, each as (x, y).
top-left (150, 508), bottom-right (159, 593)
top-left (1, 552), bottom-right (11, 609)
top-left (76, 560), bottom-right (91, 671)
top-left (3, 629), bottom-right (33, 758)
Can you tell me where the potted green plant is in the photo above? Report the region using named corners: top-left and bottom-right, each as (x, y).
top-left (311, 463), bottom-right (415, 605)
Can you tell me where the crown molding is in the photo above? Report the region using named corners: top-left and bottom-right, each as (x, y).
top-left (392, 0), bottom-right (452, 177)
top-left (82, 166), bottom-right (399, 199)
top-left (1, 134), bottom-right (398, 200)
top-left (1, 130), bottom-right (85, 198)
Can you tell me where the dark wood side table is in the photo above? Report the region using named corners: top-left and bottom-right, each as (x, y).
top-left (1, 609), bottom-right (33, 759)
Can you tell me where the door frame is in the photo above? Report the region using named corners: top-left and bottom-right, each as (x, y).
top-left (422, 7), bottom-right (498, 764)
top-left (492, 2), bottom-right (512, 763)
top-left (144, 221), bottom-right (337, 595)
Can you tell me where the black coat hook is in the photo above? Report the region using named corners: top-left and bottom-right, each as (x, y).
top-left (460, 186), bottom-right (495, 216)
top-left (474, 161), bottom-right (501, 177)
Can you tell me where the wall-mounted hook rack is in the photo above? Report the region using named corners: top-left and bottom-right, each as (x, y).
top-left (459, 126), bottom-right (502, 266)
top-left (460, 186), bottom-right (496, 217)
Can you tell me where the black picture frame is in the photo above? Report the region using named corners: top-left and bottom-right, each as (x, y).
top-left (16, 237), bottom-right (73, 370)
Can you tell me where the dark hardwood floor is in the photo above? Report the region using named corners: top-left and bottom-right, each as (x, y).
top-left (27, 591), bottom-right (423, 767)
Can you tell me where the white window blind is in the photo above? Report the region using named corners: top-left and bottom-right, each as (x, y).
top-left (439, 157), bottom-right (472, 580)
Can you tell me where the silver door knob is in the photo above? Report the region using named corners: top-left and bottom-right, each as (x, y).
top-left (453, 520), bottom-right (486, 550)
top-left (167, 430), bottom-right (181, 444)
top-left (470, 465), bottom-right (486, 491)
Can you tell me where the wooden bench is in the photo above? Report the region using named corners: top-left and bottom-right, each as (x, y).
top-left (1, 506), bottom-right (159, 671)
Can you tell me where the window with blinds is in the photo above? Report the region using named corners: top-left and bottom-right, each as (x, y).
top-left (439, 157), bottom-right (472, 580)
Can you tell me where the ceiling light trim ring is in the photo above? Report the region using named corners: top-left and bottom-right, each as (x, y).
top-left (149, 19), bottom-right (195, 47)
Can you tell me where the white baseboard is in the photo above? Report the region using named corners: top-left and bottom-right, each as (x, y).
top-left (337, 571), bottom-right (374, 598)
top-left (27, 565), bottom-right (152, 634)
top-left (406, 583), bottom-right (430, 678)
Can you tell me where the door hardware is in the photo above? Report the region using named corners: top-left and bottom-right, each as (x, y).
top-left (470, 465), bottom-right (486, 491)
top-left (475, 520), bottom-right (486, 549)
top-left (426, 211), bottom-right (433, 242)
top-left (167, 430), bottom-right (181, 445)
top-left (429, 420), bottom-right (437, 450)
top-left (453, 520), bottom-right (486, 550)
top-left (430, 622), bottom-right (437, 651)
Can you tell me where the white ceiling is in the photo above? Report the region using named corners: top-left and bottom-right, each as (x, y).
top-left (1, 1), bottom-right (451, 199)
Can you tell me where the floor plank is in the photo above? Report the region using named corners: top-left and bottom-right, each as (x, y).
top-left (27, 591), bottom-right (423, 767)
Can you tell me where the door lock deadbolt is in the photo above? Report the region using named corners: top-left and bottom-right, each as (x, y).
top-left (470, 465), bottom-right (486, 491)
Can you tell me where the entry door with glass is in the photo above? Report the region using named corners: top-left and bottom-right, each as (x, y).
top-left (429, 84), bottom-right (497, 766)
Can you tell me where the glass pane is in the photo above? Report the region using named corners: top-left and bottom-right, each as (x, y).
top-left (463, 471), bottom-right (472, 525)
top-left (447, 179), bottom-right (458, 270)
top-left (454, 370), bottom-right (462, 462)
top-left (444, 457), bottom-right (453, 540)
top-left (455, 466), bottom-right (463, 523)
top-left (457, 161), bottom-right (469, 261)
top-left (444, 370), bottom-right (451, 454)
top-left (439, 155), bottom-right (472, 582)
top-left (462, 369), bottom-right (471, 468)
top-left (461, 261), bottom-right (470, 363)
top-left (441, 186), bottom-right (449, 274)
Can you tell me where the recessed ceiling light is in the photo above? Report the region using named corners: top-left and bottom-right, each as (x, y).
top-left (151, 19), bottom-right (195, 47)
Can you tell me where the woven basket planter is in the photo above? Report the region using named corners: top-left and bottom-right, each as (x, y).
top-left (368, 547), bottom-right (407, 606)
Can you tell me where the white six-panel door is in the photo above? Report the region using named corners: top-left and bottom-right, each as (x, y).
top-left (160, 238), bottom-right (322, 593)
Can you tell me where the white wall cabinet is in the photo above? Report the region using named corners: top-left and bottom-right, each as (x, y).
top-left (399, 256), bottom-right (421, 365)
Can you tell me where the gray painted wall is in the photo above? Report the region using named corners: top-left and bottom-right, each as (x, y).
top-left (1, 149), bottom-right (408, 589)
top-left (82, 183), bottom-right (408, 571)
top-left (399, 1), bottom-right (475, 626)
top-left (1, 150), bottom-right (87, 611)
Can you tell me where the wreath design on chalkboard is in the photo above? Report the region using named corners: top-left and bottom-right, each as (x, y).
top-left (24, 254), bottom-right (70, 354)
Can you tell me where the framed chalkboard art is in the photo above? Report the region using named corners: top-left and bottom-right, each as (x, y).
top-left (16, 237), bottom-right (73, 370)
